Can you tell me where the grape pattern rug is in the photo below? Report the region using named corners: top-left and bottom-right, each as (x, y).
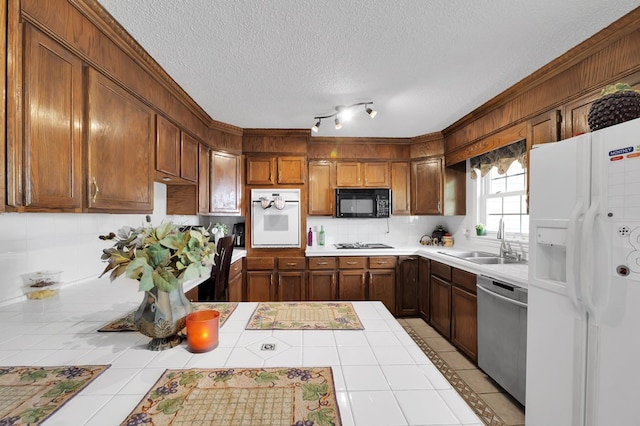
top-left (121, 367), bottom-right (341, 426)
top-left (246, 302), bottom-right (364, 330)
top-left (0, 365), bottom-right (109, 426)
top-left (98, 302), bottom-right (238, 332)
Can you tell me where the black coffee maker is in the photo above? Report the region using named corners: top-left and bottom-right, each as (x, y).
top-left (232, 223), bottom-right (245, 247)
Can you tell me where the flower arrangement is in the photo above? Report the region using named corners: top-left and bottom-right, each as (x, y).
top-left (212, 222), bottom-right (228, 235)
top-left (475, 223), bottom-right (486, 235)
top-left (99, 222), bottom-right (215, 293)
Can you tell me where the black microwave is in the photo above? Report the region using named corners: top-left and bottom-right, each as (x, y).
top-left (335, 188), bottom-right (391, 218)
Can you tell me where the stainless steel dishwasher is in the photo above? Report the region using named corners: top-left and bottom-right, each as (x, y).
top-left (477, 275), bottom-right (528, 406)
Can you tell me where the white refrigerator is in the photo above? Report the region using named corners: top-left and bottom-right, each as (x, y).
top-left (527, 117), bottom-right (640, 425)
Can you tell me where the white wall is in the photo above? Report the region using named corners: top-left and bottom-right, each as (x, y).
top-left (0, 183), bottom-right (200, 305)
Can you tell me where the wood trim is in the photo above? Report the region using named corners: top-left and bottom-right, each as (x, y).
top-left (446, 122), bottom-right (527, 166)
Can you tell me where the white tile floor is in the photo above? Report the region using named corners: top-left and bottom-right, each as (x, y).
top-left (0, 277), bottom-right (483, 425)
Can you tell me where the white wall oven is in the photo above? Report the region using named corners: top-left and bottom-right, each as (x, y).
top-left (251, 188), bottom-right (301, 248)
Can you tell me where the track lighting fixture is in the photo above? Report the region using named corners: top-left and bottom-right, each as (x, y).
top-left (311, 102), bottom-right (377, 132)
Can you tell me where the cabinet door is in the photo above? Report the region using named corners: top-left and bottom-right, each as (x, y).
top-left (228, 259), bottom-right (244, 302)
top-left (246, 271), bottom-right (274, 302)
top-left (156, 115), bottom-right (181, 177)
top-left (278, 272), bottom-right (305, 301)
top-left (307, 271), bottom-right (337, 301)
top-left (338, 270), bottom-right (367, 300)
top-left (277, 156), bottom-right (306, 184)
top-left (308, 161), bottom-right (335, 215)
top-left (418, 258), bottom-right (431, 321)
top-left (13, 26), bottom-right (83, 210)
top-left (336, 162), bottom-right (362, 187)
top-left (198, 145), bottom-right (210, 214)
top-left (452, 286), bottom-right (478, 362)
top-left (364, 162), bottom-right (389, 187)
top-left (246, 156), bottom-right (276, 185)
top-left (369, 269), bottom-right (396, 315)
top-left (397, 256), bottom-right (419, 316)
top-left (180, 133), bottom-right (199, 182)
top-left (528, 110), bottom-right (561, 146)
top-left (211, 151), bottom-right (241, 214)
top-left (429, 275), bottom-right (451, 338)
top-left (411, 158), bottom-right (443, 215)
top-left (390, 162), bottom-right (410, 215)
top-left (86, 68), bottom-right (153, 212)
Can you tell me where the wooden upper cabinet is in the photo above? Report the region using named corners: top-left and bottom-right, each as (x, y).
top-left (277, 156), bottom-right (306, 184)
top-left (155, 115), bottom-right (181, 177)
top-left (411, 157), bottom-right (443, 215)
top-left (210, 151), bottom-right (242, 214)
top-left (308, 161), bottom-right (335, 216)
top-left (336, 162), bottom-right (362, 187)
top-left (528, 110), bottom-right (561, 146)
top-left (363, 162), bottom-right (389, 187)
top-left (180, 133), bottom-right (198, 183)
top-left (86, 68), bottom-right (154, 212)
top-left (198, 144), bottom-right (211, 214)
top-left (390, 161), bottom-right (410, 215)
top-left (246, 156), bottom-right (276, 185)
top-left (246, 155), bottom-right (305, 185)
top-left (9, 25), bottom-right (83, 211)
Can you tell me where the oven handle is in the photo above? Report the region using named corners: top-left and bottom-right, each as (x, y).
top-left (477, 284), bottom-right (527, 309)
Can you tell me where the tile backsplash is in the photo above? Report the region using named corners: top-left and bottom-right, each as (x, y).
top-left (0, 183), bottom-right (200, 305)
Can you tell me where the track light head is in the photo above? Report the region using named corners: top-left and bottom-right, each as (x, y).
top-left (311, 120), bottom-right (321, 132)
top-left (366, 105), bottom-right (377, 118)
top-left (334, 117), bottom-right (342, 130)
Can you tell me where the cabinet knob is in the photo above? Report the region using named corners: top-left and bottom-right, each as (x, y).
top-left (286, 262), bottom-right (297, 267)
top-left (346, 261), bottom-right (358, 265)
top-left (317, 262), bottom-right (328, 265)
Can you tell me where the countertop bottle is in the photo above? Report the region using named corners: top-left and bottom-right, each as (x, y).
top-left (307, 227), bottom-right (313, 246)
top-left (319, 225), bottom-right (325, 246)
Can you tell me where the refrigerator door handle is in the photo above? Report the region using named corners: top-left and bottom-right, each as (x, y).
top-left (567, 202), bottom-right (585, 309)
top-left (580, 201), bottom-right (600, 318)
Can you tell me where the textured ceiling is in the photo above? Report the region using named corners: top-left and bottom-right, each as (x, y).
top-left (96, 0), bottom-right (640, 138)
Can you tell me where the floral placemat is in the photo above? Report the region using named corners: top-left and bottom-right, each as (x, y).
top-left (0, 365), bottom-right (109, 425)
top-left (122, 367), bottom-right (341, 426)
top-left (246, 302), bottom-right (364, 330)
top-left (98, 302), bottom-right (238, 332)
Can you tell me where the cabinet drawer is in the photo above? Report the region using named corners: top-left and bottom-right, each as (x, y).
top-left (431, 261), bottom-right (452, 281)
top-left (452, 268), bottom-right (477, 294)
top-left (338, 257), bottom-right (367, 269)
top-left (229, 259), bottom-right (243, 279)
top-left (278, 257), bottom-right (306, 270)
top-left (308, 257), bottom-right (337, 270)
top-left (369, 256), bottom-right (397, 269)
top-left (246, 257), bottom-right (275, 270)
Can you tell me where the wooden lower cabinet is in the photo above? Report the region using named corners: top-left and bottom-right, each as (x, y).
top-left (228, 259), bottom-right (243, 302)
top-left (451, 269), bottom-right (478, 361)
top-left (430, 275), bottom-right (452, 339)
top-left (307, 257), bottom-right (338, 301)
top-left (369, 269), bottom-right (396, 315)
top-left (396, 256), bottom-right (418, 316)
top-left (418, 257), bottom-right (431, 321)
top-left (338, 270), bottom-right (367, 300)
top-left (246, 271), bottom-right (274, 302)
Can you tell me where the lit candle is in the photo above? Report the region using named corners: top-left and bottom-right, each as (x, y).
top-left (186, 310), bottom-right (220, 353)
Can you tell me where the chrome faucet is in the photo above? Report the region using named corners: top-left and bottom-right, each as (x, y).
top-left (497, 217), bottom-right (521, 260)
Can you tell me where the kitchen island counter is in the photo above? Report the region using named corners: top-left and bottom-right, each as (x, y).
top-left (0, 278), bottom-right (482, 425)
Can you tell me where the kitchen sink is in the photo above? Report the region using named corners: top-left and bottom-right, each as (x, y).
top-left (335, 242), bottom-right (394, 249)
top-left (439, 251), bottom-right (527, 265)
top-left (465, 257), bottom-right (527, 265)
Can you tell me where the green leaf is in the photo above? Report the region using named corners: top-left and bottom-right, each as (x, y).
top-left (155, 222), bottom-right (174, 240)
top-left (20, 406), bottom-right (56, 424)
top-left (157, 397), bottom-right (184, 415)
top-left (20, 370), bottom-right (48, 382)
top-left (308, 407), bottom-right (337, 426)
top-left (43, 380), bottom-right (83, 398)
top-left (254, 372), bottom-right (279, 384)
top-left (153, 268), bottom-right (179, 293)
top-left (160, 233), bottom-right (187, 251)
top-left (301, 382), bottom-right (328, 401)
top-left (178, 370), bottom-right (203, 385)
top-left (145, 243), bottom-right (171, 268)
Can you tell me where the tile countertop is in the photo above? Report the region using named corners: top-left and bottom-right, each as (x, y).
top-left (306, 244), bottom-right (529, 288)
top-left (0, 278), bottom-right (482, 426)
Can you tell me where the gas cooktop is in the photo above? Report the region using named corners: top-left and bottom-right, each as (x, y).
top-left (334, 243), bottom-right (394, 249)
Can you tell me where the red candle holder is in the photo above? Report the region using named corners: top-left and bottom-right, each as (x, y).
top-left (186, 310), bottom-right (220, 353)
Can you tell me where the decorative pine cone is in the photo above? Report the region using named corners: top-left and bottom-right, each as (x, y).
top-left (588, 91), bottom-right (640, 131)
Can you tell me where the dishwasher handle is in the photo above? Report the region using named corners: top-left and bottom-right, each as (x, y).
top-left (477, 283), bottom-right (528, 309)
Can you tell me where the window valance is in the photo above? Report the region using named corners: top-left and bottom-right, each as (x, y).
top-left (470, 139), bottom-right (526, 180)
